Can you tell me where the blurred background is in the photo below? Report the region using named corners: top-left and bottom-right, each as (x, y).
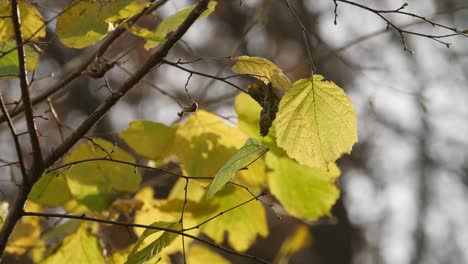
top-left (1, 0), bottom-right (468, 263)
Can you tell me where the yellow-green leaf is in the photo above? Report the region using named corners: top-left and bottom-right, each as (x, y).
top-left (143, 1), bottom-right (217, 49)
top-left (40, 224), bottom-right (106, 264)
top-left (266, 153), bottom-right (339, 220)
top-left (0, 1), bottom-right (46, 42)
top-left (119, 120), bottom-right (176, 163)
top-left (232, 56), bottom-right (292, 91)
top-left (123, 23), bottom-right (166, 49)
top-left (274, 225), bottom-right (312, 264)
top-left (5, 202), bottom-right (41, 255)
top-left (187, 244), bottom-right (231, 264)
top-left (0, 41), bottom-right (39, 79)
top-left (206, 138), bottom-right (268, 200)
top-left (63, 138), bottom-right (141, 211)
top-left (126, 221), bottom-right (181, 264)
top-left (29, 172), bottom-right (71, 206)
top-left (201, 185), bottom-right (268, 252)
top-left (56, 0), bottom-right (149, 48)
top-left (275, 75), bottom-right (357, 169)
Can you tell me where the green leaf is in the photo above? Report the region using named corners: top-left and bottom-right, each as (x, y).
top-left (0, 41), bottom-right (39, 79)
top-left (187, 244), bottom-right (231, 264)
top-left (126, 221), bottom-right (181, 264)
top-left (56, 0), bottom-right (149, 48)
top-left (232, 56), bottom-right (292, 91)
top-left (40, 224), bottom-right (106, 264)
top-left (275, 75), bottom-right (357, 169)
top-left (119, 120), bottom-right (176, 163)
top-left (29, 172), bottom-right (71, 206)
top-left (201, 185), bottom-right (268, 252)
top-left (158, 199), bottom-right (218, 219)
top-left (0, 1), bottom-right (46, 42)
top-left (206, 139), bottom-right (268, 200)
top-left (265, 153), bottom-right (339, 220)
top-left (142, 1), bottom-right (217, 49)
top-left (63, 138), bottom-right (141, 211)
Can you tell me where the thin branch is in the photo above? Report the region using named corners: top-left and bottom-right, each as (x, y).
top-left (0, 95), bottom-right (28, 184)
top-left (11, 0), bottom-right (44, 179)
top-left (22, 211), bottom-right (270, 264)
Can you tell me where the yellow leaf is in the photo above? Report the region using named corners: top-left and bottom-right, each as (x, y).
top-left (275, 225), bottom-right (312, 264)
top-left (232, 56), bottom-right (292, 91)
top-left (0, 1), bottom-right (46, 42)
top-left (275, 75), bottom-right (357, 169)
top-left (5, 201), bottom-right (41, 255)
top-left (266, 153), bottom-right (339, 220)
top-left (187, 244), bottom-right (231, 264)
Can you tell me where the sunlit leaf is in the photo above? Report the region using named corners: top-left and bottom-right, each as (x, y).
top-left (187, 244), bottom-right (230, 264)
top-left (232, 56), bottom-right (292, 91)
top-left (124, 23), bottom-right (166, 48)
top-left (266, 153), bottom-right (339, 220)
top-left (56, 0), bottom-right (149, 48)
top-left (142, 1), bottom-right (217, 49)
top-left (0, 41), bottom-right (39, 79)
top-left (275, 75), bottom-right (357, 169)
top-left (40, 224), bottom-right (106, 264)
top-left (29, 172), bottom-right (71, 206)
top-left (0, 1), bottom-right (46, 42)
top-left (274, 225), bottom-right (312, 264)
top-left (5, 202), bottom-right (41, 255)
top-left (126, 221), bottom-right (181, 264)
top-left (206, 138), bottom-right (268, 199)
top-left (119, 120), bottom-right (176, 163)
top-left (201, 185), bottom-right (268, 252)
top-left (63, 138), bottom-right (141, 211)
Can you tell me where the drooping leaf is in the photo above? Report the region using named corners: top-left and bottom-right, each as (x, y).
top-left (0, 41), bottom-right (39, 79)
top-left (5, 202), bottom-right (41, 255)
top-left (119, 120), bottom-right (176, 163)
top-left (0, 1), bottom-right (46, 42)
top-left (206, 138), bottom-right (268, 199)
top-left (29, 172), bottom-right (71, 206)
top-left (274, 225), bottom-right (312, 264)
top-left (275, 75), bottom-right (357, 169)
top-left (247, 81), bottom-right (280, 136)
top-left (56, 0), bottom-right (149, 48)
top-left (63, 138), bottom-right (141, 211)
top-left (187, 244), bottom-right (231, 264)
top-left (141, 1), bottom-right (217, 49)
top-left (201, 185), bottom-right (268, 252)
top-left (232, 56), bottom-right (292, 91)
top-left (126, 221), bottom-right (181, 264)
top-left (40, 224), bottom-right (106, 264)
top-left (265, 153), bottom-right (339, 220)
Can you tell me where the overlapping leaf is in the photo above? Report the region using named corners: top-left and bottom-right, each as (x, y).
top-left (232, 56), bottom-right (292, 90)
top-left (40, 224), bottom-right (106, 264)
top-left (206, 138), bottom-right (268, 199)
top-left (29, 172), bottom-right (71, 206)
top-left (274, 225), bottom-right (312, 264)
top-left (63, 138), bottom-right (141, 211)
top-left (5, 202), bottom-right (41, 255)
top-left (119, 120), bottom-right (176, 163)
top-left (56, 0), bottom-right (149, 48)
top-left (266, 153), bottom-right (339, 220)
top-left (0, 1), bottom-right (46, 42)
top-left (275, 75), bottom-right (357, 169)
top-left (187, 244), bottom-right (230, 264)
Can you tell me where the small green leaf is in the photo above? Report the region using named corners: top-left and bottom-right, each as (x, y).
top-left (40, 224), bottom-right (106, 264)
top-left (0, 41), bottom-right (39, 79)
top-left (143, 1), bottom-right (217, 49)
top-left (0, 1), bottom-right (46, 42)
top-left (232, 56), bottom-right (292, 91)
top-left (266, 153), bottom-right (339, 220)
top-left (206, 139), bottom-right (268, 199)
top-left (56, 0), bottom-right (149, 48)
top-left (29, 172), bottom-right (71, 206)
top-left (63, 138), bottom-right (141, 211)
top-left (126, 221), bottom-right (181, 264)
top-left (275, 75), bottom-right (357, 169)
top-left (119, 120), bottom-right (176, 163)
